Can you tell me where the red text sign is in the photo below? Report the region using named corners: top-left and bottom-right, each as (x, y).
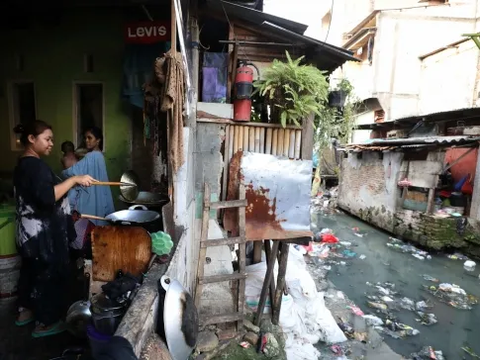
top-left (124, 21), bottom-right (170, 44)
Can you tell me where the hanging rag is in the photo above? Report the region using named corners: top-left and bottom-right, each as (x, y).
top-left (155, 49), bottom-right (185, 173)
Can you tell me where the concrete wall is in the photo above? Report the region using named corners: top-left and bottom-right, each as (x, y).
top-left (420, 40), bottom-right (479, 115)
top-left (338, 151), bottom-right (403, 232)
top-left (328, 1), bottom-right (480, 123)
top-left (352, 111), bottom-right (374, 143)
top-left (339, 148), bottom-right (480, 258)
top-left (0, 8), bottom-right (132, 200)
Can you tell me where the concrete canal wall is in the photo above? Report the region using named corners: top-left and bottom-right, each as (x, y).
top-left (338, 151), bottom-right (480, 258)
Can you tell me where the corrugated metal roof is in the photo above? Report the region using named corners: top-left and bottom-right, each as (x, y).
top-left (204, 0), bottom-right (358, 72)
top-left (344, 135), bottom-right (480, 152)
top-left (206, 0), bottom-right (308, 34)
top-left (357, 107), bottom-right (480, 130)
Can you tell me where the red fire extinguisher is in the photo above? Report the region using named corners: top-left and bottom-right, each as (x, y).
top-left (233, 62), bottom-right (258, 122)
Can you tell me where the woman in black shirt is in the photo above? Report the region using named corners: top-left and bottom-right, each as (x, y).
top-left (13, 120), bottom-right (95, 338)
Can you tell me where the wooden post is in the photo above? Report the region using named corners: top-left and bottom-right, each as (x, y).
top-left (255, 241), bottom-right (280, 326)
top-left (426, 188), bottom-right (435, 214)
top-left (253, 242), bottom-right (262, 264)
top-left (263, 240), bottom-right (275, 315)
top-left (272, 242), bottom-right (289, 325)
top-left (301, 113), bottom-right (314, 160)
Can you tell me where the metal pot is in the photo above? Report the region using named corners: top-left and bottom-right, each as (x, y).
top-left (66, 273), bottom-right (91, 338)
top-left (157, 275), bottom-right (199, 360)
top-left (90, 293), bottom-right (127, 336)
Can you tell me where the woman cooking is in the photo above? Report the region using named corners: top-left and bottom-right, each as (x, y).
top-left (62, 126), bottom-right (115, 225)
top-left (13, 120), bottom-right (96, 337)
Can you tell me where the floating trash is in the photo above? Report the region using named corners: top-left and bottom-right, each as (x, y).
top-left (464, 260), bottom-right (476, 272)
top-left (408, 346), bottom-right (445, 360)
top-left (423, 283), bottom-right (478, 310)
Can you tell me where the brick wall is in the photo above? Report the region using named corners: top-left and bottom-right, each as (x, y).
top-left (338, 151), bottom-right (403, 232)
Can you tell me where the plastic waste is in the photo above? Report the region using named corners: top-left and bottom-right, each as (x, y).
top-left (363, 314), bottom-right (384, 326)
top-left (412, 254), bottom-right (425, 260)
top-left (399, 297), bottom-right (416, 311)
top-left (421, 274), bottom-right (439, 283)
top-left (447, 253), bottom-right (469, 261)
top-left (415, 312), bottom-right (437, 326)
top-left (342, 249), bottom-right (356, 258)
top-left (150, 231), bottom-right (174, 256)
top-left (464, 260), bottom-right (476, 272)
top-left (321, 233), bottom-right (339, 244)
top-left (359, 254), bottom-right (367, 260)
top-left (423, 282), bottom-right (478, 310)
top-left (367, 301), bottom-right (388, 312)
top-left (408, 346), bottom-right (445, 360)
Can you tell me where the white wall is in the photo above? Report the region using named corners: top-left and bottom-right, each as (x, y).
top-left (330, 1), bottom-right (479, 124)
top-left (352, 111), bottom-right (374, 143)
top-left (420, 41), bottom-right (479, 114)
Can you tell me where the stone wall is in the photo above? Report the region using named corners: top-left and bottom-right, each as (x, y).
top-left (394, 210), bottom-right (480, 257)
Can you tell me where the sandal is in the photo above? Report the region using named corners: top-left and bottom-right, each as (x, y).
top-left (15, 308), bottom-right (34, 326)
top-left (32, 321), bottom-right (66, 338)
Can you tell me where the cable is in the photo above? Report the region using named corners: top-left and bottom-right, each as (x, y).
top-left (323, 0), bottom-right (335, 45)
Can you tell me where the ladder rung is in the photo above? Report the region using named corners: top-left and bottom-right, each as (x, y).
top-left (200, 312), bottom-right (244, 326)
top-left (199, 272), bottom-right (247, 285)
top-left (210, 199), bottom-right (247, 210)
top-left (201, 236), bottom-right (245, 248)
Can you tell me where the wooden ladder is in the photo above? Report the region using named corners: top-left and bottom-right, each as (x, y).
top-left (194, 182), bottom-right (247, 329)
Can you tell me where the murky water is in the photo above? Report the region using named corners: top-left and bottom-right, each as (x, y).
top-left (312, 210), bottom-right (480, 359)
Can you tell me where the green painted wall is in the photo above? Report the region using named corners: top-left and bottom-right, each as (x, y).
top-left (0, 8), bottom-right (132, 204)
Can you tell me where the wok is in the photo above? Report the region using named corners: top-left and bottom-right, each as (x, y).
top-left (89, 170), bottom-right (140, 202)
top-left (79, 205), bottom-right (160, 226)
top-left (158, 275), bottom-right (198, 360)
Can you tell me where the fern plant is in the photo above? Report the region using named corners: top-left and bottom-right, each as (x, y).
top-left (253, 51), bottom-right (330, 127)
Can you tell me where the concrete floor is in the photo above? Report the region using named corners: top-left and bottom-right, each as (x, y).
top-left (0, 301), bottom-right (87, 360)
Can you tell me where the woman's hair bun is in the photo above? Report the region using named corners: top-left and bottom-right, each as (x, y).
top-left (13, 124), bottom-right (25, 134)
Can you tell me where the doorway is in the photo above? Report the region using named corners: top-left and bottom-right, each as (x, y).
top-left (73, 83), bottom-right (104, 149)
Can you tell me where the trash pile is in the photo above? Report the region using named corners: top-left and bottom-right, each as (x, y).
top-left (386, 237), bottom-right (432, 260)
top-left (310, 187), bottom-right (339, 213)
top-left (407, 346), bottom-right (445, 360)
top-left (360, 282), bottom-right (431, 339)
top-left (422, 282), bottom-right (478, 310)
top-left (299, 228), bottom-right (368, 268)
top-left (245, 246), bottom-right (347, 360)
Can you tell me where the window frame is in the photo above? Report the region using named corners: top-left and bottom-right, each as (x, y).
top-left (72, 81), bottom-right (106, 152)
top-left (7, 79), bottom-right (38, 152)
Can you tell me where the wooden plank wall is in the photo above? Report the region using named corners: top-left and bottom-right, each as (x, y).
top-left (221, 122), bottom-right (303, 199)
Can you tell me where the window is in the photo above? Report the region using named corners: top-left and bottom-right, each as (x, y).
top-left (8, 81), bottom-right (37, 151)
top-left (74, 83), bottom-right (104, 149)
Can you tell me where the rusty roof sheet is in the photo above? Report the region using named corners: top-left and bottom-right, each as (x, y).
top-left (224, 151), bottom-right (313, 241)
top-left (343, 135), bottom-right (480, 152)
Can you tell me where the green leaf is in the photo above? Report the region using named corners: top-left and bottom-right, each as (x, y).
top-left (280, 112), bottom-right (287, 128)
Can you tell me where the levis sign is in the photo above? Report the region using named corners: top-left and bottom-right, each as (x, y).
top-left (124, 21), bottom-right (169, 44)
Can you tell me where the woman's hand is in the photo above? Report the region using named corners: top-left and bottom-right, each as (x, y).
top-left (75, 175), bottom-right (97, 187)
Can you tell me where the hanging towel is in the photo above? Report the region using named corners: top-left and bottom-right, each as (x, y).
top-left (155, 49), bottom-right (185, 173)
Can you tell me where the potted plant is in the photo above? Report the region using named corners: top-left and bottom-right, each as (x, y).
top-left (328, 78), bottom-right (353, 108)
top-left (253, 51), bottom-right (330, 127)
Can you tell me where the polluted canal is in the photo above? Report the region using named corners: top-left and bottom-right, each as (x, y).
top-left (308, 209), bottom-right (480, 359)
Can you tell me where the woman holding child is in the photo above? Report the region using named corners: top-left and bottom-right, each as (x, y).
top-left (62, 126), bottom-right (115, 227)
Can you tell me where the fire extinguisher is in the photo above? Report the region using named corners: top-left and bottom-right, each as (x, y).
top-left (233, 62), bottom-right (259, 122)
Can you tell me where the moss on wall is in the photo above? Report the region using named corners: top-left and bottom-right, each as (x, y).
top-left (0, 8), bottom-right (132, 204)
